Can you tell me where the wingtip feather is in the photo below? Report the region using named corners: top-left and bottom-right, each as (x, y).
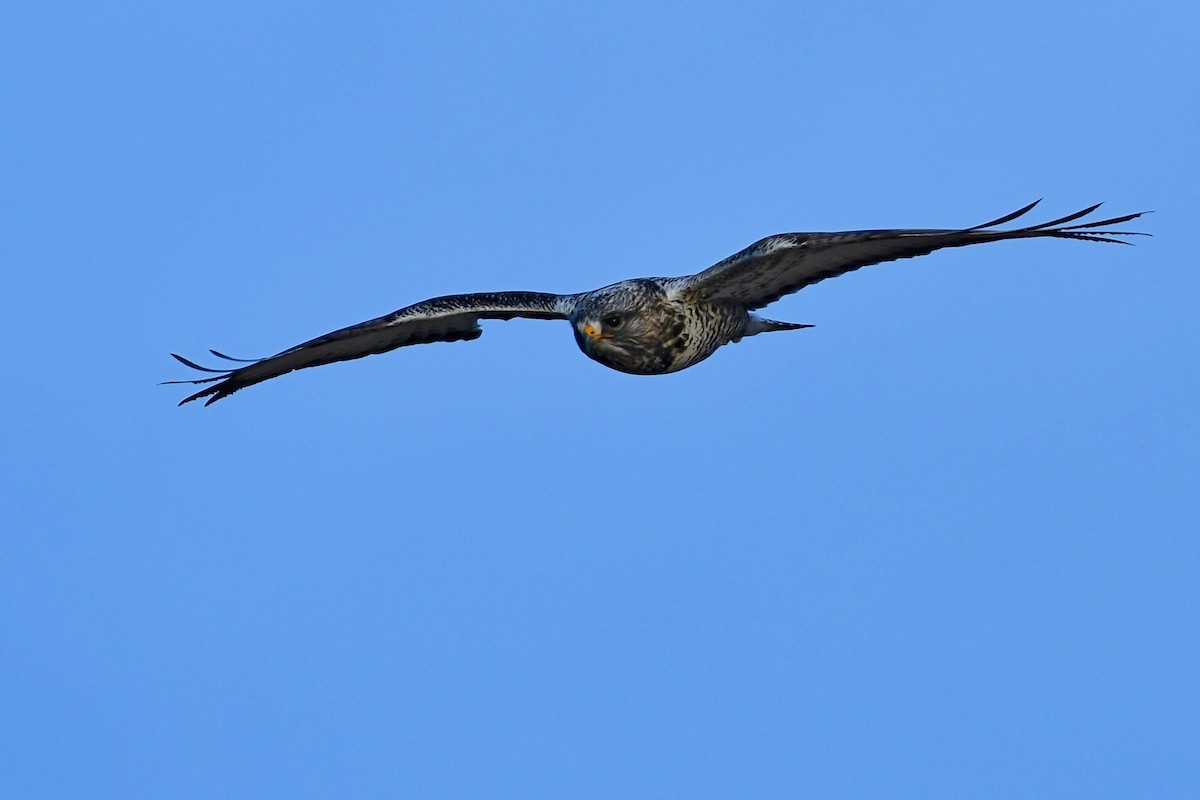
top-left (967, 199), bottom-right (1043, 230)
top-left (170, 352), bottom-right (232, 373)
top-left (209, 349), bottom-right (262, 363)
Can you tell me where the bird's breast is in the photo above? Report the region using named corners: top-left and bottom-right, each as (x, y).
top-left (573, 299), bottom-right (747, 375)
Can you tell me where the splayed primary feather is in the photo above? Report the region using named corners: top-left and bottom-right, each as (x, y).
top-left (167, 202), bottom-right (1149, 405)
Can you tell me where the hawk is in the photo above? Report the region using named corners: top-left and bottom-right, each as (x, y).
top-left (168, 201), bottom-right (1147, 406)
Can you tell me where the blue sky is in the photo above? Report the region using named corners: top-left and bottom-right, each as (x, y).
top-left (3, 1), bottom-right (1197, 797)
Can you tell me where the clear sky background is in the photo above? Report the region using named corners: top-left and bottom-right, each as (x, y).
top-left (3, 2), bottom-right (1197, 797)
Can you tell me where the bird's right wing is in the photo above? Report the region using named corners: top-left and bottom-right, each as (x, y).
top-left (167, 291), bottom-right (578, 406)
top-left (682, 201), bottom-right (1149, 310)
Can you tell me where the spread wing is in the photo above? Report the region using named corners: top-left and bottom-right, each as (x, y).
top-left (682, 201), bottom-right (1149, 310)
top-left (167, 291), bottom-right (577, 406)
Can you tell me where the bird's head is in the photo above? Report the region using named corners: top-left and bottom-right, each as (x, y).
top-left (570, 280), bottom-right (679, 375)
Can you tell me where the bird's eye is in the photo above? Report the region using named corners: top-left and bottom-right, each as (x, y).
top-left (602, 314), bottom-right (624, 329)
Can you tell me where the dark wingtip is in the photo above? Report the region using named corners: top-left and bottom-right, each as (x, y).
top-left (171, 352), bottom-right (231, 374)
top-left (209, 349), bottom-right (261, 363)
top-left (1017, 202), bottom-right (1105, 231)
top-left (1059, 209), bottom-right (1153, 231)
top-left (968, 202), bottom-right (1151, 244)
top-left (179, 384), bottom-right (223, 406)
top-left (967, 199), bottom-right (1043, 230)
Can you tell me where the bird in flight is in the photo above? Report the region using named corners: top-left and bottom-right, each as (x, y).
top-left (168, 201), bottom-right (1147, 406)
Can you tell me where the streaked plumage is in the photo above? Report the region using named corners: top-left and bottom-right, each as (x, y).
top-left (168, 201), bottom-right (1147, 405)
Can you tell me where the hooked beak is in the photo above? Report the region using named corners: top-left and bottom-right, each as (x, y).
top-left (582, 324), bottom-right (613, 341)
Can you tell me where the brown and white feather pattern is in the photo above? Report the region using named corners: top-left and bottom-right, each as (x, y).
top-left (168, 201), bottom-right (1148, 405)
top-left (683, 201), bottom-right (1147, 310)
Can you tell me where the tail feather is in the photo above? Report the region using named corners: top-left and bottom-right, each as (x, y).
top-left (743, 316), bottom-right (814, 339)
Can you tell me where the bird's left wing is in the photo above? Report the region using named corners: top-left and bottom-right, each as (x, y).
top-left (682, 201), bottom-right (1148, 310)
top-left (167, 291), bottom-right (577, 406)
